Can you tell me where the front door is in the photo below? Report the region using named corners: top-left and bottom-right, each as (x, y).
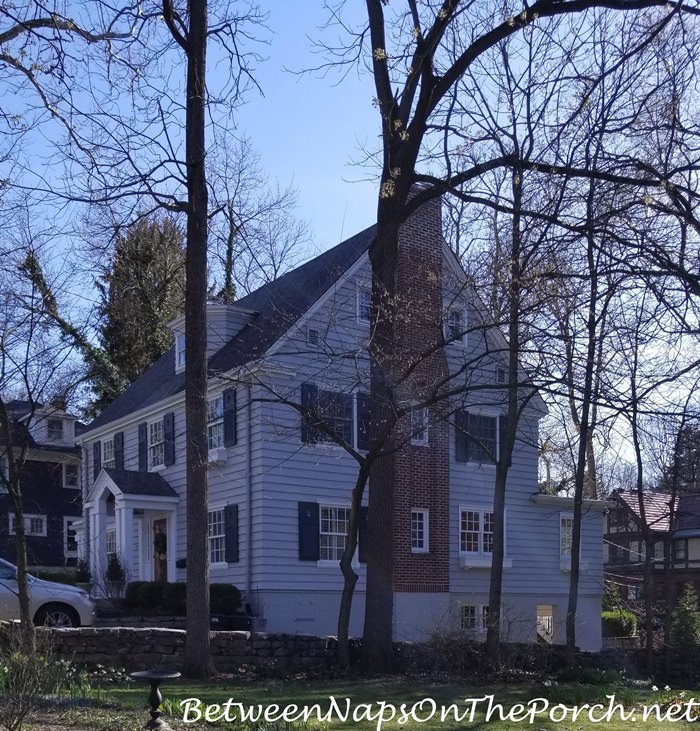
top-left (152, 519), bottom-right (168, 582)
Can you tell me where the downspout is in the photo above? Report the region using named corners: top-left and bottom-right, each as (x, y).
top-left (246, 384), bottom-right (253, 602)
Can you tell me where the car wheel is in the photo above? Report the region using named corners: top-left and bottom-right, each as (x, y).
top-left (34, 603), bottom-right (80, 628)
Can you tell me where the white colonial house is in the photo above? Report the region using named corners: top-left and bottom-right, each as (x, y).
top-left (76, 196), bottom-right (607, 650)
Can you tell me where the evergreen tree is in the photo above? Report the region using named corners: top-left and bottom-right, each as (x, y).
top-left (671, 582), bottom-right (700, 649)
top-left (659, 424), bottom-right (700, 495)
top-left (90, 214), bottom-right (185, 411)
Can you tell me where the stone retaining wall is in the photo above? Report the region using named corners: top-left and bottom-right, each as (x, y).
top-left (44, 628), bottom-right (336, 673)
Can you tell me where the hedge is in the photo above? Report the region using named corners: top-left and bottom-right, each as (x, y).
top-left (601, 609), bottom-right (637, 637)
top-left (124, 580), bottom-right (242, 615)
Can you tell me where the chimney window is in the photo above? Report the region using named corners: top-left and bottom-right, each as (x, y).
top-left (411, 406), bottom-right (429, 446)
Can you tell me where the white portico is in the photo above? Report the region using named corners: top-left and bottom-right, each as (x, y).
top-left (84, 468), bottom-right (178, 585)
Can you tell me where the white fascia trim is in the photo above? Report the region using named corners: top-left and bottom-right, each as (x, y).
top-left (78, 363), bottom-right (263, 444)
top-left (531, 494), bottom-right (613, 511)
top-left (264, 250), bottom-right (370, 360)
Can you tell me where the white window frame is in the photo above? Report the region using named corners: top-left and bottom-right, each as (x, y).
top-left (559, 511), bottom-right (582, 572)
top-left (64, 516), bottom-right (78, 558)
top-left (149, 420), bottom-right (165, 469)
top-left (460, 507), bottom-right (494, 557)
top-left (176, 333), bottom-right (186, 368)
top-left (458, 506), bottom-right (511, 569)
top-left (207, 396), bottom-right (225, 450)
top-left (357, 286), bottom-right (371, 324)
top-left (560, 513), bottom-right (574, 559)
top-left (63, 462), bottom-right (80, 489)
top-left (461, 411), bottom-right (499, 464)
top-left (319, 503), bottom-right (351, 564)
top-left (410, 406), bottom-right (429, 446)
top-left (105, 528), bottom-right (116, 557)
top-left (9, 513), bottom-right (47, 537)
top-left (208, 507), bottom-right (226, 566)
top-left (411, 508), bottom-right (429, 554)
top-left (445, 308), bottom-right (466, 345)
top-left (47, 418), bottom-right (63, 441)
top-left (102, 437), bottom-right (116, 470)
top-left (460, 604), bottom-right (488, 632)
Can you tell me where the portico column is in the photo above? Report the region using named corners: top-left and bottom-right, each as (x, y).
top-left (116, 503), bottom-right (134, 577)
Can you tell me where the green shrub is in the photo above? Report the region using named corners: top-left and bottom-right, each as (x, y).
top-left (210, 583), bottom-right (242, 614)
top-left (124, 581), bottom-right (166, 612)
top-left (162, 582), bottom-right (187, 615)
top-left (601, 609), bottom-right (637, 637)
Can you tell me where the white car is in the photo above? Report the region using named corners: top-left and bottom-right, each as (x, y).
top-left (0, 557), bottom-right (95, 627)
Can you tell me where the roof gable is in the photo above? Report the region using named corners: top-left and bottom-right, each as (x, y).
top-left (83, 225), bottom-right (375, 433)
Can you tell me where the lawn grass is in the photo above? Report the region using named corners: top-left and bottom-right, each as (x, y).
top-left (98, 677), bottom-right (699, 731)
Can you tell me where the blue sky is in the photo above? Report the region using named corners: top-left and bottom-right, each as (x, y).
top-left (232, 2), bottom-right (379, 252)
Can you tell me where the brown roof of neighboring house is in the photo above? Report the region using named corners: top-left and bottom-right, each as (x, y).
top-left (616, 490), bottom-right (700, 533)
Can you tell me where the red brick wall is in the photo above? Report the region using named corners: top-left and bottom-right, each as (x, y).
top-left (391, 193), bottom-right (450, 594)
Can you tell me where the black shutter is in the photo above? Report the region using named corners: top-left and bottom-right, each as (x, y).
top-left (138, 422), bottom-right (148, 471)
top-left (224, 504), bottom-right (239, 563)
top-left (455, 410), bottom-right (469, 463)
top-left (298, 501), bottom-right (320, 560)
top-left (356, 392), bottom-right (370, 450)
top-left (301, 383), bottom-right (319, 444)
top-left (114, 431), bottom-right (124, 471)
top-left (358, 505), bottom-right (368, 563)
top-left (223, 388), bottom-right (237, 447)
top-left (164, 412), bottom-right (175, 465)
top-left (92, 441), bottom-right (101, 479)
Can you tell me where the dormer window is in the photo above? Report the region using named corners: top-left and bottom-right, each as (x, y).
top-left (47, 418), bottom-right (63, 441)
top-left (176, 333), bottom-right (186, 368)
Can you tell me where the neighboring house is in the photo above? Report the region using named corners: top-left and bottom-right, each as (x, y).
top-left (0, 400), bottom-right (83, 568)
top-left (605, 489), bottom-right (700, 605)
top-left (77, 197), bottom-right (607, 650)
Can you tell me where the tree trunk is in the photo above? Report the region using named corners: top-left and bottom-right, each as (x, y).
top-left (362, 207), bottom-right (404, 673)
top-left (337, 468), bottom-right (368, 668)
top-left (182, 0), bottom-right (214, 679)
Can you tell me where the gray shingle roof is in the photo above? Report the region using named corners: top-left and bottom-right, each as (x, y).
top-left (103, 468), bottom-right (178, 498)
top-left (83, 225), bottom-right (375, 434)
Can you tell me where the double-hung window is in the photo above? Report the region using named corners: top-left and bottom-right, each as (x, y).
top-left (208, 396), bottom-right (225, 450)
top-left (302, 385), bottom-right (353, 446)
top-left (411, 509), bottom-right (429, 553)
top-left (63, 463), bottom-right (79, 488)
top-left (208, 508), bottom-right (226, 564)
top-left (9, 513), bottom-right (47, 537)
top-left (47, 418), bottom-right (63, 441)
top-left (460, 508), bottom-right (494, 556)
top-left (461, 604), bottom-right (488, 632)
top-left (102, 438), bottom-right (115, 469)
top-left (357, 287), bottom-right (371, 323)
top-left (446, 309), bottom-right (466, 344)
top-left (560, 515), bottom-right (573, 559)
top-left (411, 406), bottom-right (429, 446)
top-left (320, 505), bottom-right (349, 562)
top-left (64, 517), bottom-right (78, 557)
top-left (176, 333), bottom-right (186, 368)
top-left (455, 411), bottom-right (499, 464)
top-left (149, 421), bottom-right (165, 468)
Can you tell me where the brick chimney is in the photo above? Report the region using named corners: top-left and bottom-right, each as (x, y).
top-left (390, 191), bottom-right (450, 594)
